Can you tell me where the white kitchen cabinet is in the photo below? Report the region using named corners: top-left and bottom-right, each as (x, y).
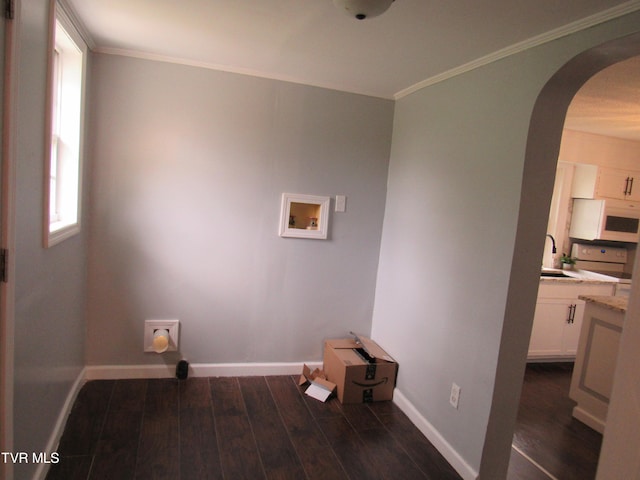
top-left (569, 296), bottom-right (626, 433)
top-left (527, 282), bottom-right (615, 360)
top-left (572, 164), bottom-right (640, 201)
top-left (528, 298), bottom-right (584, 358)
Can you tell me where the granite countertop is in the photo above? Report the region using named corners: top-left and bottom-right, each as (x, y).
top-left (578, 295), bottom-right (628, 313)
top-left (540, 268), bottom-right (619, 285)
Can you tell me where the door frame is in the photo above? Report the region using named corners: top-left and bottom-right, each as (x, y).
top-left (504, 32), bottom-right (640, 478)
top-left (1, 0), bottom-right (18, 478)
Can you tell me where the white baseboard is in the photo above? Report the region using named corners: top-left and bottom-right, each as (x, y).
top-left (84, 361), bottom-right (323, 380)
top-left (190, 362), bottom-right (323, 377)
top-left (34, 367), bottom-right (87, 480)
top-left (392, 389), bottom-right (479, 480)
top-left (85, 363), bottom-right (177, 380)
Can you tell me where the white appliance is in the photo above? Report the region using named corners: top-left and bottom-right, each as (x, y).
top-left (571, 243), bottom-right (632, 296)
top-left (569, 199), bottom-right (640, 243)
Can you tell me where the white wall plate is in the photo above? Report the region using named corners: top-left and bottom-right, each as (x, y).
top-left (144, 319), bottom-right (179, 353)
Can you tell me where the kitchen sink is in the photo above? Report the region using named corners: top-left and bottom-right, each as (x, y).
top-left (540, 269), bottom-right (570, 278)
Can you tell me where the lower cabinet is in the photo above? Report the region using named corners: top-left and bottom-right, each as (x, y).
top-left (528, 298), bottom-right (584, 358)
top-left (569, 300), bottom-right (624, 433)
top-left (527, 282), bottom-right (615, 360)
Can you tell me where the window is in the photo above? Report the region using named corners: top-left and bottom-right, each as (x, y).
top-left (44, 3), bottom-right (86, 247)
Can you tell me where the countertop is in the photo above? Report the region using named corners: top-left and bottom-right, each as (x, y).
top-left (540, 268), bottom-right (619, 285)
top-left (578, 295), bottom-right (628, 313)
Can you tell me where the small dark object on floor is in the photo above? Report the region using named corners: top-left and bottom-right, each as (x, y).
top-left (176, 360), bottom-right (189, 379)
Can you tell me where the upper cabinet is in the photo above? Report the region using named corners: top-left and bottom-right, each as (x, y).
top-left (572, 164), bottom-right (640, 201)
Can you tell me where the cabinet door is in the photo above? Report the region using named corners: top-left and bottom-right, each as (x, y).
top-left (530, 283), bottom-right (615, 360)
top-left (561, 300), bottom-right (585, 356)
top-left (626, 174), bottom-right (640, 201)
top-left (528, 299), bottom-right (574, 358)
top-left (597, 169), bottom-right (631, 200)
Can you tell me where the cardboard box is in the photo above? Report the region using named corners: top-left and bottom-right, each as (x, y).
top-left (298, 364), bottom-right (336, 402)
top-left (323, 334), bottom-right (398, 404)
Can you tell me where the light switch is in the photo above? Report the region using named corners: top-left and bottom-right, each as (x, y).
top-left (335, 195), bottom-right (346, 212)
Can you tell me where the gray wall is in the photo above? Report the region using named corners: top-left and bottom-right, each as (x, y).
top-left (371, 11), bottom-right (640, 479)
top-left (372, 61), bottom-right (531, 475)
top-left (13, 1), bottom-right (89, 478)
top-left (10, 3), bottom-right (640, 479)
top-left (86, 54), bottom-right (393, 366)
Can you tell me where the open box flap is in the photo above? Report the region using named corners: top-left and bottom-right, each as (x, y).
top-left (299, 364), bottom-right (336, 390)
top-left (326, 334), bottom-right (395, 363)
top-left (299, 364), bottom-right (336, 402)
top-left (358, 337), bottom-right (395, 362)
top-left (311, 377), bottom-right (336, 392)
top-left (325, 338), bottom-right (358, 349)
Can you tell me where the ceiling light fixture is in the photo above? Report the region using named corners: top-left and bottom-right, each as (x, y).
top-left (333, 0), bottom-right (395, 20)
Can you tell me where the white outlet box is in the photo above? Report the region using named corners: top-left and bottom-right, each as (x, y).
top-left (144, 320), bottom-right (179, 353)
top-left (450, 383), bottom-right (461, 409)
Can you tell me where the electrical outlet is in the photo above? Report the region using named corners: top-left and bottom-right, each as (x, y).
top-left (450, 383), bottom-right (461, 409)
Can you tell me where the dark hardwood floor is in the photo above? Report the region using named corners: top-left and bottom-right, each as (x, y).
top-left (507, 363), bottom-right (603, 480)
top-left (45, 364), bottom-right (601, 480)
top-left (46, 375), bottom-right (462, 480)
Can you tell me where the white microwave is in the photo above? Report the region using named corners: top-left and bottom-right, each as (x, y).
top-left (569, 199), bottom-right (640, 243)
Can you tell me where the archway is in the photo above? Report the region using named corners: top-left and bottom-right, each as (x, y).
top-left (496, 31), bottom-right (640, 479)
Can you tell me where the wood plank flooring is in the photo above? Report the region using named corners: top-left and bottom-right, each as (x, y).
top-left (45, 364), bottom-right (599, 480)
top-left (46, 375), bottom-right (462, 480)
top-left (507, 363), bottom-right (603, 480)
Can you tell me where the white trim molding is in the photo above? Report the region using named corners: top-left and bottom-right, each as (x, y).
top-left (392, 389), bottom-right (479, 480)
top-left (78, 1), bottom-right (640, 102)
top-left (394, 0), bottom-right (640, 99)
top-left (0, 1), bottom-right (19, 478)
top-left (84, 361), bottom-right (323, 381)
top-left (34, 368), bottom-right (87, 480)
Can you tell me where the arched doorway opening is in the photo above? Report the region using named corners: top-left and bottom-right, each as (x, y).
top-left (503, 31), bottom-right (640, 479)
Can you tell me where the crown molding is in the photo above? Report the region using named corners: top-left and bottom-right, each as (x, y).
top-left (93, 47), bottom-right (393, 99)
top-left (56, 0), bottom-right (640, 101)
top-left (394, 0), bottom-right (640, 100)
top-left (56, 0), bottom-right (96, 50)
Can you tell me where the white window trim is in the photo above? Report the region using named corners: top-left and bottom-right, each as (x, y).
top-left (43, 1), bottom-right (87, 248)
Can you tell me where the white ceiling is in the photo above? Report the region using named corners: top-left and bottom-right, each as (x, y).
top-left (65, 0), bottom-right (640, 139)
top-left (564, 56), bottom-right (640, 141)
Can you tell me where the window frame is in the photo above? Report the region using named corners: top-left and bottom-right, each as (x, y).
top-left (43, 1), bottom-right (87, 248)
